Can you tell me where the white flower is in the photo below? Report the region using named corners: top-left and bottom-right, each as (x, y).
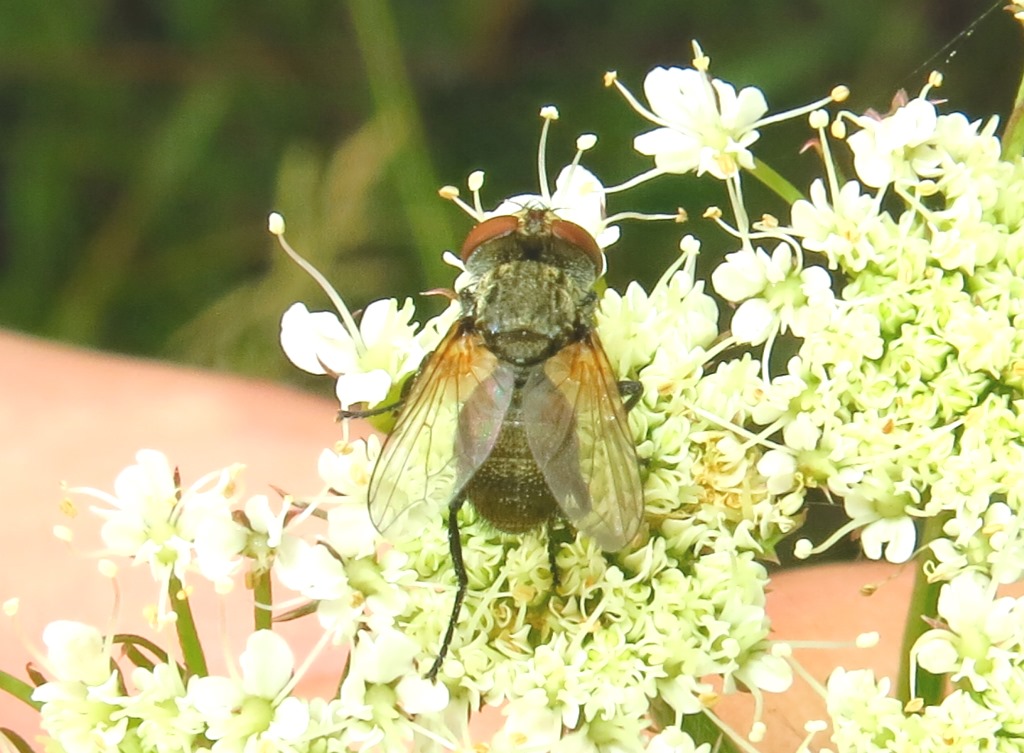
top-left (790, 179), bottom-right (888, 272)
top-left (320, 438), bottom-right (382, 559)
top-left (125, 663), bottom-right (204, 752)
top-left (943, 303), bottom-right (1015, 376)
top-left (280, 298), bottom-right (425, 408)
top-left (490, 695), bottom-right (564, 753)
top-left (40, 620), bottom-right (111, 686)
top-left (82, 450), bottom-right (240, 624)
top-left (713, 243), bottom-right (834, 345)
top-left (334, 630), bottom-right (424, 750)
top-left (350, 628), bottom-right (421, 684)
top-left (275, 538), bottom-right (351, 602)
top-left (34, 672), bottom-right (129, 753)
top-left (825, 668), bottom-right (907, 749)
top-left (394, 673), bottom-right (450, 715)
top-left (846, 98), bottom-right (940, 188)
top-left (193, 494), bottom-right (307, 592)
top-left (632, 66), bottom-right (768, 180)
top-left (913, 573), bottom-right (1020, 692)
top-left (843, 473), bottom-right (918, 564)
top-left (757, 449), bottom-right (798, 494)
top-left (647, 726), bottom-right (711, 753)
top-left (711, 247), bottom-right (770, 302)
top-left (187, 631), bottom-right (310, 751)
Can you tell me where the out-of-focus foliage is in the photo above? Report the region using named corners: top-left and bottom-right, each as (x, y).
top-left (0, 0), bottom-right (1017, 382)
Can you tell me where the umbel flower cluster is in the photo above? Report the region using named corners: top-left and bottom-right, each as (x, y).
top-left (6, 28), bottom-right (1024, 753)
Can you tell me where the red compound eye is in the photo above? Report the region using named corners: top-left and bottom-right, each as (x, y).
top-left (549, 218), bottom-right (603, 271)
top-left (460, 215), bottom-right (520, 262)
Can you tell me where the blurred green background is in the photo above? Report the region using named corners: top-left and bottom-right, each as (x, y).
top-left (1, 0), bottom-right (1019, 385)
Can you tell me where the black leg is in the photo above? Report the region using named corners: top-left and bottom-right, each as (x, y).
top-left (426, 493), bottom-right (468, 681)
top-left (546, 523), bottom-right (561, 589)
top-left (617, 380), bottom-right (643, 412)
top-left (337, 400), bottom-right (402, 421)
top-left (340, 351), bottom-right (431, 422)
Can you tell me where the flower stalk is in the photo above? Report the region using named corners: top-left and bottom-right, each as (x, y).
top-left (897, 512), bottom-right (949, 707)
top-left (169, 575), bottom-right (208, 678)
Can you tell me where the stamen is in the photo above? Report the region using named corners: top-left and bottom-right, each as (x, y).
top-left (856, 631), bottom-right (880, 648)
top-left (725, 175), bottom-right (752, 245)
top-left (59, 496), bottom-right (77, 518)
top-left (749, 720), bottom-right (766, 743)
top-left (603, 210), bottom-right (683, 225)
top-left (98, 558), bottom-right (121, 661)
top-left (795, 516), bottom-right (875, 559)
top-left (921, 70), bottom-right (944, 99)
top-left (796, 720), bottom-right (828, 752)
top-left (438, 186), bottom-right (484, 222)
top-left (753, 90), bottom-right (845, 130)
top-left (467, 170), bottom-right (486, 217)
top-left (691, 40), bottom-right (710, 72)
top-left (3, 599), bottom-right (51, 678)
top-left (561, 133), bottom-right (597, 193)
top-left (606, 74), bottom-right (667, 127)
top-left (701, 706), bottom-right (765, 753)
top-left (275, 627), bottom-right (335, 704)
top-left (736, 416), bottom-right (794, 454)
top-left (603, 167), bottom-right (666, 194)
top-left (810, 110), bottom-right (842, 203)
top-left (845, 418), bottom-right (963, 466)
top-left (780, 647), bottom-right (830, 698)
top-left (268, 213), bottom-right (367, 354)
top-left (654, 234), bottom-right (701, 291)
top-left (405, 719), bottom-right (458, 750)
top-left (537, 106), bottom-right (559, 203)
top-left (685, 401), bottom-right (789, 454)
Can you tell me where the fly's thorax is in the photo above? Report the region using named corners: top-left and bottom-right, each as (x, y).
top-left (468, 260), bottom-right (595, 365)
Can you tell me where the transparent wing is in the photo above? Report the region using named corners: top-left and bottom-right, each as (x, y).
top-left (368, 321), bottom-right (515, 538)
top-left (522, 331), bottom-right (643, 550)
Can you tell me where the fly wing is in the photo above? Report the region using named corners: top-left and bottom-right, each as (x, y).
top-left (367, 321), bottom-right (515, 538)
top-left (521, 331), bottom-right (643, 550)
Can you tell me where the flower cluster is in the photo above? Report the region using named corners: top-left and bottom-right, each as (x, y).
top-left (8, 23), bottom-right (1024, 753)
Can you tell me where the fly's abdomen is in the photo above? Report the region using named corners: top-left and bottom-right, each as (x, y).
top-left (464, 406), bottom-right (557, 533)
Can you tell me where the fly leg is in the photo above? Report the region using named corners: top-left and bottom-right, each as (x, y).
top-left (338, 347), bottom-right (435, 421)
top-left (617, 380), bottom-right (642, 411)
top-left (546, 522), bottom-right (562, 589)
top-left (426, 492), bottom-right (468, 681)
top-left (337, 401), bottom-right (401, 420)
top-left (338, 382), bottom-right (413, 421)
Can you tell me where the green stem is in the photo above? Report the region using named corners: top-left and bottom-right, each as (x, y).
top-left (1001, 52), bottom-right (1024, 160)
top-left (683, 710), bottom-right (741, 753)
top-left (0, 669), bottom-right (41, 711)
top-left (170, 575), bottom-right (208, 677)
top-left (0, 727), bottom-right (38, 753)
top-left (348, 0), bottom-right (456, 288)
top-left (749, 157), bottom-right (805, 206)
top-left (896, 512), bottom-right (949, 705)
top-left (253, 569), bottom-right (273, 631)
